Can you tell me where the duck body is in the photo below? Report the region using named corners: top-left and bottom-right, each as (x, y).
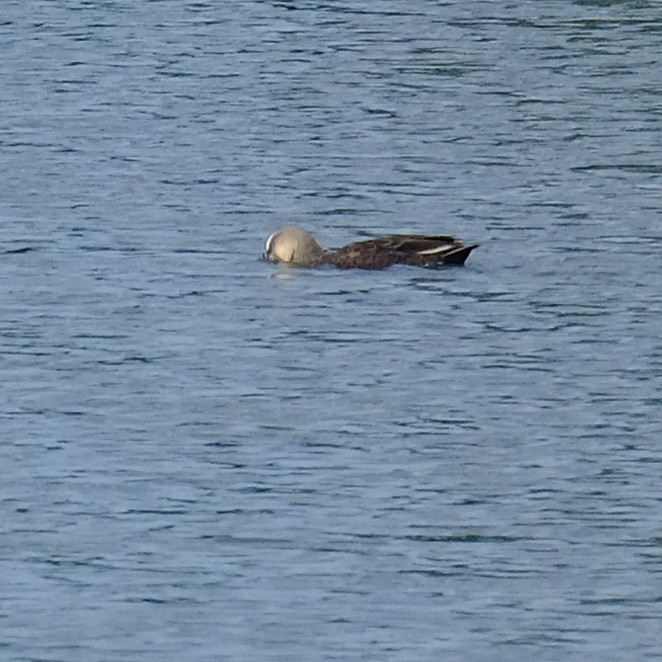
top-left (264, 226), bottom-right (477, 269)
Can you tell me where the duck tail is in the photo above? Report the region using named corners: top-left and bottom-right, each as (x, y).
top-left (442, 243), bottom-right (479, 265)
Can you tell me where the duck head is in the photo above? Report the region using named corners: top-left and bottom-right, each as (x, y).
top-left (264, 226), bottom-right (325, 266)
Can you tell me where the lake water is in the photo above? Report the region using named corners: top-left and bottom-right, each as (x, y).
top-left (1, 1), bottom-right (660, 660)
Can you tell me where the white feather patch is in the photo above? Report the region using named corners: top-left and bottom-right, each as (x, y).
top-left (265, 231), bottom-right (278, 254)
top-left (417, 245), bottom-right (453, 256)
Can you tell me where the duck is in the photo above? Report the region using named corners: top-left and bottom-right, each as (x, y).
top-left (264, 226), bottom-right (478, 269)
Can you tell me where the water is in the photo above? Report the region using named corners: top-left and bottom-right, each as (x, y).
top-left (1, 1), bottom-right (660, 660)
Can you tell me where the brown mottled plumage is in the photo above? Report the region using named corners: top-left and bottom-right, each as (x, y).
top-left (264, 226), bottom-right (478, 269)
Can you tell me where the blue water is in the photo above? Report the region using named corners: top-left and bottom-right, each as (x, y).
top-left (1, 1), bottom-right (660, 660)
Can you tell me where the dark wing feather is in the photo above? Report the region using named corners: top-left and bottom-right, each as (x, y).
top-left (326, 239), bottom-right (399, 269)
top-left (324, 234), bottom-right (477, 269)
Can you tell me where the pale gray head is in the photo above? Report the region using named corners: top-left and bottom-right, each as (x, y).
top-left (263, 226), bottom-right (325, 266)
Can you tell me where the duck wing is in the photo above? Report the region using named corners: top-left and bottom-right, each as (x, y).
top-left (395, 235), bottom-right (479, 266)
top-left (326, 235), bottom-right (477, 269)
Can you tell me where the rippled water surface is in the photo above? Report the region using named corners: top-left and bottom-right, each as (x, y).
top-left (1, 1), bottom-right (661, 660)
